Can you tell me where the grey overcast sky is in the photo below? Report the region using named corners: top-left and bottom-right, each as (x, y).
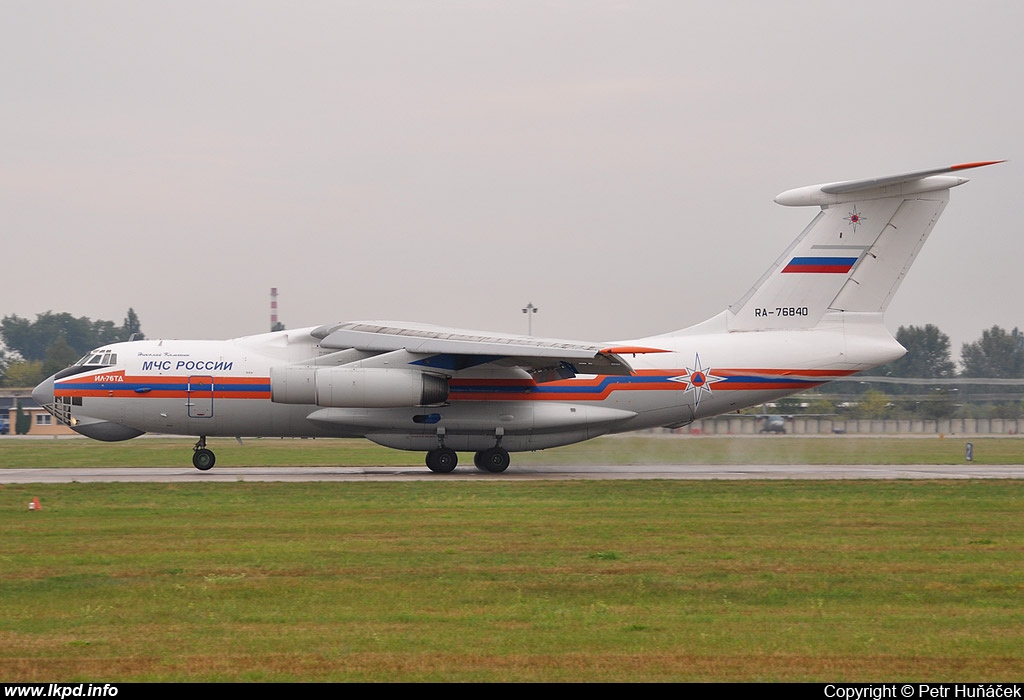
top-left (1, 1), bottom-right (1017, 357)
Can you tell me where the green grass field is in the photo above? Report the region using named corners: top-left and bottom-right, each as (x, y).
top-left (3, 433), bottom-right (1023, 468)
top-left (1, 436), bottom-right (1023, 681)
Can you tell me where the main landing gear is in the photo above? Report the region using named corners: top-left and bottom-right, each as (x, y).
top-left (425, 447), bottom-right (458, 473)
top-left (474, 447), bottom-right (511, 473)
top-left (424, 446), bottom-right (511, 474)
top-left (192, 436), bottom-right (216, 471)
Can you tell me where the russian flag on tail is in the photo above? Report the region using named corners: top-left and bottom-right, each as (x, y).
top-left (782, 256), bottom-right (858, 274)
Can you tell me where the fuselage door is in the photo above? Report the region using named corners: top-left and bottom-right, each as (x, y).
top-left (187, 375), bottom-right (214, 418)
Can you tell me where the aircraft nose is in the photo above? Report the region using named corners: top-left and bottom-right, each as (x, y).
top-left (33, 374), bottom-right (55, 406)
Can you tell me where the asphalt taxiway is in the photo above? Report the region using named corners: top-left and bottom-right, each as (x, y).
top-left (2, 463), bottom-right (1023, 483)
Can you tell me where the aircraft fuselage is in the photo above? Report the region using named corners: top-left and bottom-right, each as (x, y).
top-left (43, 312), bottom-right (900, 455)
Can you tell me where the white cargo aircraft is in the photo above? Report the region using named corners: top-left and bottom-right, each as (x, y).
top-left (33, 161), bottom-right (1001, 472)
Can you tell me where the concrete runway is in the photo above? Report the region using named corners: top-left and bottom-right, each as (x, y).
top-left (2, 463), bottom-right (1023, 483)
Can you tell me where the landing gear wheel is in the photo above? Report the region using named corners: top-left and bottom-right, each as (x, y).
top-left (425, 448), bottom-right (458, 473)
top-left (476, 447), bottom-right (510, 473)
top-left (193, 448), bottom-right (216, 471)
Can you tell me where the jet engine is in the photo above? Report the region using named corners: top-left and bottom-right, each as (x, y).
top-left (270, 366), bottom-right (449, 408)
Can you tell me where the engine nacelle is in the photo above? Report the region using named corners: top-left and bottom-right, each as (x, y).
top-left (270, 366), bottom-right (448, 408)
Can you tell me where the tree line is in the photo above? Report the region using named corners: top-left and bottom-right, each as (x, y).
top-left (786, 324), bottom-right (1024, 419)
top-left (0, 309), bottom-right (144, 387)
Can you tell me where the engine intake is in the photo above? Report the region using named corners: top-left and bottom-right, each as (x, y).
top-left (270, 366), bottom-right (448, 408)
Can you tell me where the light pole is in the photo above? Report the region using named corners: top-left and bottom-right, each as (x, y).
top-left (522, 302), bottom-right (538, 336)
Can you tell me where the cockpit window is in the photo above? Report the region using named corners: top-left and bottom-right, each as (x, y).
top-left (74, 352), bottom-right (117, 367)
top-left (56, 350), bottom-right (118, 380)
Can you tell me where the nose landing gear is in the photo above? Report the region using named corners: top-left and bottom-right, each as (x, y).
top-left (192, 436), bottom-right (216, 471)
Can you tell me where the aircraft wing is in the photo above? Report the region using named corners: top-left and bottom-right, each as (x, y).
top-left (311, 321), bottom-right (668, 376)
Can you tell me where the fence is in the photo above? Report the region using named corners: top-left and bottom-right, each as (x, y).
top-left (687, 416), bottom-right (1024, 435)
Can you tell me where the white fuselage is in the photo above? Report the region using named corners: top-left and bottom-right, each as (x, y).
top-left (48, 311), bottom-right (903, 453)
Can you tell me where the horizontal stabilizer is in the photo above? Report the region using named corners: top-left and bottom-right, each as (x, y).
top-left (775, 161), bottom-right (1003, 207)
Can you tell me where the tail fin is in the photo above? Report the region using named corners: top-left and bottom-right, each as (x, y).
top-left (728, 161), bottom-right (1002, 331)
